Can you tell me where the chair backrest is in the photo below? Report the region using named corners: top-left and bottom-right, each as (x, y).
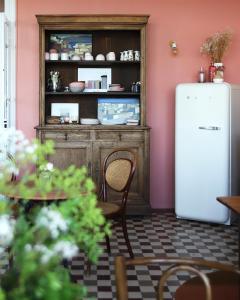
top-left (0, 151), bottom-right (17, 182)
top-left (100, 148), bottom-right (136, 207)
top-left (115, 256), bottom-right (240, 300)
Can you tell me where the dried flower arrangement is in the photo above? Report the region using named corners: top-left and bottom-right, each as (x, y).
top-left (200, 29), bottom-right (233, 63)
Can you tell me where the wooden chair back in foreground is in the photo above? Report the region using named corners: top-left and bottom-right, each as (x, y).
top-left (97, 148), bottom-right (136, 258)
top-left (115, 256), bottom-right (240, 300)
top-left (0, 151), bottom-right (17, 182)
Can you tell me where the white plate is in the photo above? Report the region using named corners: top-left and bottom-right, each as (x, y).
top-left (100, 120), bottom-right (126, 125)
top-left (80, 118), bottom-right (99, 125)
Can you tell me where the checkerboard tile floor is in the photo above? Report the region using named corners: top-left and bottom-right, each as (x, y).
top-left (69, 212), bottom-right (238, 299)
top-left (1, 212), bottom-right (238, 299)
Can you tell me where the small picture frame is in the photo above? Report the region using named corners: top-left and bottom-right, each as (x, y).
top-left (51, 103), bottom-right (79, 123)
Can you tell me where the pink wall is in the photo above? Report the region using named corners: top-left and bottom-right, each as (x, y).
top-left (16, 0), bottom-right (240, 208)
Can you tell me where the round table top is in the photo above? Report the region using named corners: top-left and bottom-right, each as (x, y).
top-left (3, 182), bottom-right (67, 201)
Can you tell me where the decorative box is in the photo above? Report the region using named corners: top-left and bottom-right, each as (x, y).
top-left (97, 98), bottom-right (140, 125)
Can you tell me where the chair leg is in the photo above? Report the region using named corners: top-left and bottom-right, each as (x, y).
top-left (86, 259), bottom-right (92, 275)
top-left (121, 216), bottom-right (134, 258)
top-left (105, 235), bottom-right (111, 254)
top-left (7, 247), bottom-right (13, 268)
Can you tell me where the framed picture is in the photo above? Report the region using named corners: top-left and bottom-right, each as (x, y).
top-left (78, 68), bottom-right (112, 92)
top-left (50, 33), bottom-right (92, 57)
top-left (51, 103), bottom-right (79, 123)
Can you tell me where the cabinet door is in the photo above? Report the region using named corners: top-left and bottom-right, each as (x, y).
top-left (93, 141), bottom-right (148, 214)
top-left (41, 130), bottom-right (92, 174)
top-left (48, 141), bottom-right (92, 175)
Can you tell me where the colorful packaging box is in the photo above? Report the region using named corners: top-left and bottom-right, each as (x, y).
top-left (97, 98), bottom-right (140, 125)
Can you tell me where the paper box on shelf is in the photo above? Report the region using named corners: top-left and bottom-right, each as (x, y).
top-left (97, 98), bottom-right (140, 125)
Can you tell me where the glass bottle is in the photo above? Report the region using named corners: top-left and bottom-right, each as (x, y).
top-left (208, 63), bottom-right (216, 82)
top-left (198, 66), bottom-right (205, 83)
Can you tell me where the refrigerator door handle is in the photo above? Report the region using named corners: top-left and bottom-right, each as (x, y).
top-left (198, 126), bottom-right (221, 130)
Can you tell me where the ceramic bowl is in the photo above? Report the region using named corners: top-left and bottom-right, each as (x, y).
top-left (96, 54), bottom-right (105, 61)
top-left (71, 54), bottom-right (81, 61)
top-left (69, 81), bottom-right (85, 92)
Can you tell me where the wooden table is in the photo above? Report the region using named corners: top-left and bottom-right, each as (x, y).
top-left (3, 182), bottom-right (68, 214)
top-left (217, 196), bottom-right (240, 215)
top-left (217, 196), bottom-right (240, 269)
top-left (4, 181), bottom-right (67, 201)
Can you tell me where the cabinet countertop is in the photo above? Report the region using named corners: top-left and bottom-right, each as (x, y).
top-left (35, 125), bottom-right (151, 130)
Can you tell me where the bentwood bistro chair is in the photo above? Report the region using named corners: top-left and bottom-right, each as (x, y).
top-left (115, 256), bottom-right (240, 300)
top-left (97, 148), bottom-right (137, 258)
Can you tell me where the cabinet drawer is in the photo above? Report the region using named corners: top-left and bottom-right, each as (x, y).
top-left (96, 131), bottom-right (144, 141)
top-left (43, 131), bottom-right (90, 141)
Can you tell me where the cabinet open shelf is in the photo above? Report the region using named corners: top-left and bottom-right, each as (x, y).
top-left (45, 60), bottom-right (140, 66)
top-left (45, 91), bottom-right (140, 96)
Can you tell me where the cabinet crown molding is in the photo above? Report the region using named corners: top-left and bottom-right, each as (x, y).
top-left (36, 14), bottom-right (150, 26)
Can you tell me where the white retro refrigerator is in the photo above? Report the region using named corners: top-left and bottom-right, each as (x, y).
top-left (175, 83), bottom-right (240, 224)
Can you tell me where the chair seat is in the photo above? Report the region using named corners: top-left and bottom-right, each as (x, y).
top-left (175, 270), bottom-right (240, 300)
top-left (97, 201), bottom-right (122, 217)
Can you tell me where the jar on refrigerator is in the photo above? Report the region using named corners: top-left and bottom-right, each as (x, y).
top-left (213, 62), bottom-right (224, 82)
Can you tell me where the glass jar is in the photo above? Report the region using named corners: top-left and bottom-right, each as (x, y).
top-left (213, 62), bottom-right (224, 81)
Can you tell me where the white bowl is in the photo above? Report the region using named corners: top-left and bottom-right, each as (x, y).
top-left (96, 54), bottom-right (105, 61)
top-left (71, 54), bottom-right (81, 61)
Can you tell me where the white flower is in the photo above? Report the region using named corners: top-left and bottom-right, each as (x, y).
top-left (25, 144), bottom-right (37, 154)
top-left (45, 162), bottom-right (53, 171)
top-left (24, 244), bottom-right (32, 252)
top-left (39, 162), bottom-right (54, 172)
top-left (36, 207), bottom-right (68, 239)
top-left (0, 215), bottom-right (15, 247)
top-left (34, 244), bottom-right (54, 264)
top-left (53, 240), bottom-right (78, 260)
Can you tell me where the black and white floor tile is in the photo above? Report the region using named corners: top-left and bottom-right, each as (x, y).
top-left (0, 212), bottom-right (238, 299)
top-left (69, 212), bottom-right (238, 299)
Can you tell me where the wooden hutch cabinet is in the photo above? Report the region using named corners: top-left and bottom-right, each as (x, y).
top-left (35, 15), bottom-right (150, 214)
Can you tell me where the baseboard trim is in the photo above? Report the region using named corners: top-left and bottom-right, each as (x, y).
top-left (151, 208), bottom-right (174, 213)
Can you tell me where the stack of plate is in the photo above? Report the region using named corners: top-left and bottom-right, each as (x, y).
top-left (80, 118), bottom-right (99, 125)
top-left (108, 84), bottom-right (125, 92)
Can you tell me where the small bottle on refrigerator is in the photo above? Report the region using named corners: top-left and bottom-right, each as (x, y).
top-left (198, 66), bottom-right (205, 83)
top-left (208, 63), bottom-right (216, 82)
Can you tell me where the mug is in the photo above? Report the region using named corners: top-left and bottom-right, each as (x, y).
top-left (128, 50), bottom-right (134, 61)
top-left (123, 50), bottom-right (128, 61)
top-left (45, 52), bottom-right (50, 60)
top-left (134, 50), bottom-right (140, 61)
top-left (50, 53), bottom-right (59, 60)
top-left (61, 52), bottom-right (69, 60)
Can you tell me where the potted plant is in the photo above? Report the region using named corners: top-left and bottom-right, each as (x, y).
top-left (200, 29), bottom-right (233, 82)
top-left (0, 128), bottom-right (110, 300)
